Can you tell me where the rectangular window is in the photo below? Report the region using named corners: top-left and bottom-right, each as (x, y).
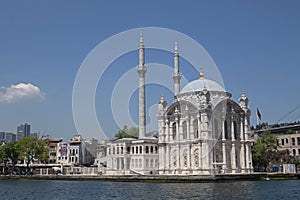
top-left (286, 138), bottom-right (289, 144)
top-left (292, 138), bottom-right (296, 146)
top-left (127, 147), bottom-right (130, 154)
top-left (281, 139), bottom-right (284, 146)
top-left (297, 137), bottom-right (300, 145)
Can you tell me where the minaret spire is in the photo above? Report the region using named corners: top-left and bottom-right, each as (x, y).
top-left (139, 32), bottom-right (144, 66)
top-left (137, 32), bottom-right (147, 138)
top-left (173, 41), bottom-right (181, 96)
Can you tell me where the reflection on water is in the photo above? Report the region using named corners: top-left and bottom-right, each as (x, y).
top-left (0, 179), bottom-right (300, 199)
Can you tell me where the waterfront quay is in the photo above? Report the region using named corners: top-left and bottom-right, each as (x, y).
top-left (1, 173), bottom-right (299, 182)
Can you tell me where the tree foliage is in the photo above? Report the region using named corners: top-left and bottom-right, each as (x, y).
top-left (18, 136), bottom-right (49, 169)
top-left (252, 131), bottom-right (291, 171)
top-left (0, 137), bottom-right (49, 174)
top-left (115, 125), bottom-right (138, 139)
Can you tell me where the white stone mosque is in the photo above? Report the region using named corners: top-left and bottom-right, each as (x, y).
top-left (100, 34), bottom-right (254, 175)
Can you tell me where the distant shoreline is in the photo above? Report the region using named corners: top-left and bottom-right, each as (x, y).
top-left (1, 173), bottom-right (299, 182)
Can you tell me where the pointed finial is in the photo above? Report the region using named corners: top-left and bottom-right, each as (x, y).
top-left (140, 32), bottom-right (143, 43)
top-left (200, 72), bottom-right (204, 80)
top-left (185, 104), bottom-right (189, 111)
top-left (175, 41), bottom-right (178, 52)
top-left (160, 93), bottom-right (165, 100)
top-left (242, 90), bottom-right (246, 97)
top-left (199, 67), bottom-right (204, 80)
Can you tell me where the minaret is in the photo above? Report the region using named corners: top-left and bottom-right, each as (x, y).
top-left (137, 32), bottom-right (147, 138)
top-left (173, 42), bottom-right (181, 96)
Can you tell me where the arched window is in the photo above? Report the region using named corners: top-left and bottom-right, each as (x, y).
top-left (293, 149), bottom-right (296, 156)
top-left (224, 121), bottom-right (229, 139)
top-left (127, 147), bottom-right (130, 154)
top-left (182, 121), bottom-right (187, 140)
top-left (172, 122), bottom-right (177, 140)
top-left (193, 119), bottom-right (198, 139)
top-left (234, 121), bottom-right (238, 140)
top-left (214, 119), bottom-right (219, 139)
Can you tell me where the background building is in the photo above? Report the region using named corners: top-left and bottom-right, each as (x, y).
top-left (0, 131), bottom-right (16, 144)
top-left (47, 138), bottom-right (63, 164)
top-left (277, 133), bottom-right (300, 157)
top-left (17, 123), bottom-right (31, 141)
top-left (255, 123), bottom-right (300, 158)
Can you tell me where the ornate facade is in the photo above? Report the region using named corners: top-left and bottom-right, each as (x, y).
top-left (99, 34), bottom-right (253, 175)
top-left (157, 76), bottom-right (253, 175)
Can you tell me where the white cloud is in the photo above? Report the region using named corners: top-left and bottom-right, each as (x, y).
top-left (0, 83), bottom-right (45, 104)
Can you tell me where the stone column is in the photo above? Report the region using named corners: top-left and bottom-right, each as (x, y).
top-left (165, 119), bottom-right (169, 142)
top-left (197, 114), bottom-right (201, 139)
top-left (186, 117), bottom-right (190, 140)
top-left (176, 118), bottom-right (179, 141)
top-left (222, 120), bottom-right (227, 172)
top-left (159, 146), bottom-right (165, 173)
top-left (169, 123), bottom-right (173, 141)
top-left (190, 117), bottom-right (194, 140)
top-left (166, 145), bottom-right (170, 173)
top-left (240, 116), bottom-right (246, 172)
top-left (179, 121), bottom-right (183, 140)
top-left (231, 117), bottom-right (237, 172)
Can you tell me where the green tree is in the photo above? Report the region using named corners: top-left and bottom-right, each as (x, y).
top-left (0, 142), bottom-right (20, 174)
top-left (115, 125), bottom-right (138, 139)
top-left (18, 136), bottom-right (49, 172)
top-left (252, 131), bottom-right (291, 171)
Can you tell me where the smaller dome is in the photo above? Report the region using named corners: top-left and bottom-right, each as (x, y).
top-left (181, 79), bottom-right (225, 93)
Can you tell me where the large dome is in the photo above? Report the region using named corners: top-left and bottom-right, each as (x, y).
top-left (181, 78), bottom-right (225, 94)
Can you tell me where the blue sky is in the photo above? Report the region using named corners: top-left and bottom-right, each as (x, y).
top-left (0, 1), bottom-right (299, 140)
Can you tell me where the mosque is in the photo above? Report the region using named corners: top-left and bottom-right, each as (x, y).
top-left (100, 34), bottom-right (254, 175)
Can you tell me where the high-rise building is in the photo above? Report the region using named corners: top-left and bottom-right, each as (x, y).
top-left (0, 132), bottom-right (17, 143)
top-left (0, 132), bottom-right (5, 140)
top-left (17, 123), bottom-right (31, 141)
top-left (5, 132), bottom-right (16, 143)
